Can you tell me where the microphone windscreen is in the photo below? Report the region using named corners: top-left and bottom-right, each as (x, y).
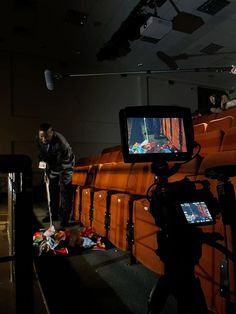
top-left (44, 69), bottom-right (54, 91)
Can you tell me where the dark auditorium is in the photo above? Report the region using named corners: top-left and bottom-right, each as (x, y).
top-left (1, 1), bottom-right (236, 314)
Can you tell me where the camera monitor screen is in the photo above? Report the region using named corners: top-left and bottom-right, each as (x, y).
top-left (180, 201), bottom-right (214, 226)
top-left (119, 105), bottom-right (194, 163)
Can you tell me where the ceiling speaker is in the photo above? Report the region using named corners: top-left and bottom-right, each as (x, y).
top-left (172, 12), bottom-right (205, 34)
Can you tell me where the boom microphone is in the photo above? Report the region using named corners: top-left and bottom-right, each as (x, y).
top-left (43, 65), bottom-right (233, 90)
top-left (44, 69), bottom-right (54, 91)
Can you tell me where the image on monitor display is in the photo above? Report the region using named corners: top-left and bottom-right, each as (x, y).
top-left (127, 117), bottom-right (187, 155)
top-left (119, 105), bottom-right (194, 163)
top-left (180, 201), bottom-right (214, 225)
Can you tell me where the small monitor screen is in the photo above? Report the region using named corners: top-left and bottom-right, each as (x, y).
top-left (119, 105), bottom-right (194, 163)
top-left (180, 201), bottom-right (214, 226)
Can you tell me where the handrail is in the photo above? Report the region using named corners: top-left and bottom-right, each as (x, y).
top-left (0, 154), bottom-right (33, 314)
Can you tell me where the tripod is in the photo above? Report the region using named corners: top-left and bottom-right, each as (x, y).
top-left (147, 226), bottom-right (209, 314)
top-left (147, 161), bottom-right (211, 314)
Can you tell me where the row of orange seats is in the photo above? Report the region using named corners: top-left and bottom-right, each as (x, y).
top-left (193, 115), bottom-right (236, 157)
top-left (71, 119), bottom-right (236, 313)
top-left (192, 113), bottom-right (236, 312)
top-left (193, 105), bottom-right (236, 125)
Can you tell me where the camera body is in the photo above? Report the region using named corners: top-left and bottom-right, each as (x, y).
top-left (149, 177), bottom-right (218, 230)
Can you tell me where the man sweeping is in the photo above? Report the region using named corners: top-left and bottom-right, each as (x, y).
top-left (36, 123), bottom-right (75, 227)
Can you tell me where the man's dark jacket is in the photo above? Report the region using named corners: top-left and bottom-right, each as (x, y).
top-left (37, 131), bottom-right (75, 184)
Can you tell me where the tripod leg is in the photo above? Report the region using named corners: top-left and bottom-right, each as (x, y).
top-left (147, 275), bottom-right (171, 314)
top-left (174, 277), bottom-right (209, 314)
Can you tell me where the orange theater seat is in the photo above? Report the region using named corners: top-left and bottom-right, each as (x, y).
top-left (109, 191), bottom-right (134, 251)
top-left (80, 164), bottom-right (100, 227)
top-left (214, 106), bottom-right (236, 122)
top-left (72, 165), bottom-right (91, 221)
top-left (108, 163), bottom-right (155, 252)
top-left (220, 126), bottom-right (236, 151)
top-left (99, 145), bottom-right (123, 163)
top-left (168, 155), bottom-right (202, 183)
top-left (109, 163), bottom-right (158, 261)
top-left (194, 129), bottom-right (224, 158)
top-left (92, 162), bottom-right (132, 237)
top-left (132, 197), bottom-right (162, 274)
top-left (206, 115), bottom-right (235, 134)
top-left (108, 194), bottom-right (132, 251)
top-left (193, 113), bottom-right (217, 125)
top-left (77, 154), bottom-right (101, 166)
top-left (193, 122), bottom-right (207, 135)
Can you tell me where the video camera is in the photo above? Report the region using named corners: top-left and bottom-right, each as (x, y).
top-left (120, 105), bottom-right (236, 313)
top-left (148, 177), bottom-right (218, 230)
top-left (119, 105), bottom-right (217, 228)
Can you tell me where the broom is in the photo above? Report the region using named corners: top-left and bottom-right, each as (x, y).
top-left (43, 171), bottom-right (55, 235)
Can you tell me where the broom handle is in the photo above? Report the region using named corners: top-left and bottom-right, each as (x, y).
top-left (45, 172), bottom-right (53, 227)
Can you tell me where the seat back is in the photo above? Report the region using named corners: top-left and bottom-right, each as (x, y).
top-left (99, 145), bottom-right (123, 163)
top-left (194, 130), bottom-right (224, 158)
top-left (193, 113), bottom-right (217, 125)
top-left (72, 165), bottom-right (91, 186)
top-left (220, 126), bottom-right (236, 151)
top-left (206, 115), bottom-right (234, 133)
top-left (214, 106), bottom-right (236, 122)
top-left (126, 162), bottom-right (155, 196)
top-left (90, 162), bottom-right (133, 236)
top-left (194, 122), bottom-right (207, 135)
